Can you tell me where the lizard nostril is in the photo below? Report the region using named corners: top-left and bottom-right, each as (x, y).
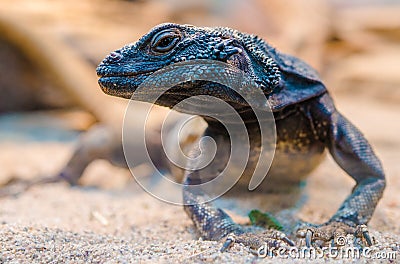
top-left (105, 51), bottom-right (123, 63)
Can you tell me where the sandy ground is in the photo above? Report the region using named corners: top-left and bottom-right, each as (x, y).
top-left (0, 96), bottom-right (399, 263)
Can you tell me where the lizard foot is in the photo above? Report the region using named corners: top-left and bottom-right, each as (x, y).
top-left (0, 175), bottom-right (65, 198)
top-left (220, 230), bottom-right (295, 254)
top-left (297, 222), bottom-right (373, 247)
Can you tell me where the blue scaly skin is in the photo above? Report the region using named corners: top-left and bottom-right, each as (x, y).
top-left (96, 23), bottom-right (385, 250)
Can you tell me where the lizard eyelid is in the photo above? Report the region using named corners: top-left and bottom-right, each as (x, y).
top-left (150, 30), bottom-right (181, 53)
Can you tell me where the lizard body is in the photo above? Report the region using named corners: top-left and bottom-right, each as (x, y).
top-left (97, 23), bottom-right (385, 249)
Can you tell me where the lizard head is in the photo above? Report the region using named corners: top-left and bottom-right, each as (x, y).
top-left (97, 23), bottom-right (280, 112)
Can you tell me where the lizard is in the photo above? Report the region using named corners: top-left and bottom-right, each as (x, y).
top-left (96, 23), bottom-right (386, 251)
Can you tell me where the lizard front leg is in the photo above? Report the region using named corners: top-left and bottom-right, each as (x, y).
top-left (183, 169), bottom-right (295, 252)
top-left (182, 129), bottom-right (294, 252)
top-left (298, 94), bottom-right (386, 246)
top-left (182, 129), bottom-right (244, 241)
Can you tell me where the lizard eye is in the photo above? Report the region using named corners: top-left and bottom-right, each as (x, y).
top-left (150, 30), bottom-right (181, 53)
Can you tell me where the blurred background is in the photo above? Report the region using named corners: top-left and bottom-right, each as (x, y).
top-left (1, 0), bottom-right (399, 188)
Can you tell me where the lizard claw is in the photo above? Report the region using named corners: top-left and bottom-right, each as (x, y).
top-left (305, 229), bottom-right (313, 248)
top-left (355, 224), bottom-right (373, 246)
top-left (220, 230), bottom-right (295, 254)
top-left (220, 233), bottom-right (236, 252)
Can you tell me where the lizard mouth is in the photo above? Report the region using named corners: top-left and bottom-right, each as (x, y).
top-left (97, 71), bottom-right (154, 99)
top-left (96, 60), bottom-right (158, 98)
top-left (96, 69), bottom-right (153, 78)
top-left (96, 58), bottom-right (161, 79)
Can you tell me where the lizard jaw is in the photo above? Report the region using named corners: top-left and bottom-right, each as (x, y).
top-left (97, 73), bottom-right (152, 99)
